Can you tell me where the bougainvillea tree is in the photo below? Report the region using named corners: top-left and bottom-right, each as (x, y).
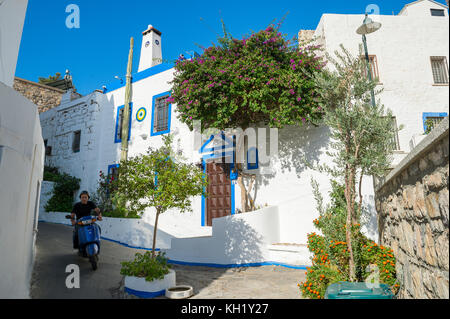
top-left (170, 22), bottom-right (326, 212)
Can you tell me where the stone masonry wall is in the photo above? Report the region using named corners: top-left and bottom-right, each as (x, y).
top-left (13, 77), bottom-right (63, 113)
top-left (375, 117), bottom-right (449, 299)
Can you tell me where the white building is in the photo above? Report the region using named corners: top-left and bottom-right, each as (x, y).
top-left (0, 0), bottom-right (45, 298)
top-left (313, 0), bottom-right (449, 156)
top-left (39, 0), bottom-right (449, 267)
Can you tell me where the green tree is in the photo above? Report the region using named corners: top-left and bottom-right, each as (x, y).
top-left (312, 45), bottom-right (397, 281)
top-left (170, 21), bottom-right (325, 212)
top-left (112, 135), bottom-right (207, 258)
top-left (38, 72), bottom-right (62, 84)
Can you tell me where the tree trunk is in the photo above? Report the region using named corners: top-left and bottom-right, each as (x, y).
top-left (152, 208), bottom-right (161, 258)
top-left (357, 172), bottom-right (364, 224)
top-left (237, 169), bottom-right (248, 213)
top-left (345, 167), bottom-right (356, 281)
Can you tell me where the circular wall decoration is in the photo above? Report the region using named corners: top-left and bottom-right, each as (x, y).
top-left (136, 107), bottom-right (147, 122)
top-left (145, 41), bottom-right (150, 48)
top-left (155, 39), bottom-right (160, 46)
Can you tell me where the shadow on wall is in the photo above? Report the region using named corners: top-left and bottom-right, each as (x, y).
top-left (277, 125), bottom-right (331, 178)
top-left (246, 124), bottom-right (330, 210)
top-left (361, 194), bottom-right (379, 241)
top-left (222, 217), bottom-right (264, 264)
top-left (100, 217), bottom-right (175, 250)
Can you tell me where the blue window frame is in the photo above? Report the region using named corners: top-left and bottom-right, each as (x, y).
top-left (114, 103), bottom-right (133, 143)
top-left (108, 164), bottom-right (120, 178)
top-left (423, 112), bottom-right (448, 132)
top-left (151, 91), bottom-right (172, 136)
top-left (247, 147), bottom-right (259, 170)
top-left (106, 164), bottom-right (120, 197)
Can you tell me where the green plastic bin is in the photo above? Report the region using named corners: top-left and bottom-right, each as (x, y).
top-left (325, 282), bottom-right (394, 299)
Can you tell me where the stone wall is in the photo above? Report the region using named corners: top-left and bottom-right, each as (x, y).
top-left (375, 117), bottom-right (449, 299)
top-left (298, 30), bottom-right (315, 43)
top-left (13, 77), bottom-right (64, 113)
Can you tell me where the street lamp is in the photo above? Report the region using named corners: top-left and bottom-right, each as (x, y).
top-left (357, 13), bottom-right (382, 107)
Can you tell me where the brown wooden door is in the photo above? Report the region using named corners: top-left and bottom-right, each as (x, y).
top-left (206, 162), bottom-right (232, 226)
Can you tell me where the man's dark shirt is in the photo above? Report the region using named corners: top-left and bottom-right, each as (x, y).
top-left (72, 201), bottom-right (98, 220)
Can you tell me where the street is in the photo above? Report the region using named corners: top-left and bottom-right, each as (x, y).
top-left (30, 222), bottom-right (141, 299)
top-left (31, 222), bottom-right (306, 299)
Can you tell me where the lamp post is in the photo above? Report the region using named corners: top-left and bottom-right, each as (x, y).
top-left (357, 13), bottom-right (381, 107)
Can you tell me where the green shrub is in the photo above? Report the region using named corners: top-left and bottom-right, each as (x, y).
top-left (90, 171), bottom-right (141, 219)
top-left (424, 118), bottom-right (436, 135)
top-left (43, 166), bottom-right (60, 182)
top-left (45, 172), bottom-right (80, 212)
top-left (120, 252), bottom-right (171, 282)
top-left (299, 179), bottom-right (399, 299)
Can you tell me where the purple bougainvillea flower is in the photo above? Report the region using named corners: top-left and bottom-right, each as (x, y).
top-left (289, 89), bottom-right (295, 95)
top-left (297, 97), bottom-right (302, 102)
top-left (166, 96), bottom-right (175, 103)
top-left (302, 118), bottom-right (306, 123)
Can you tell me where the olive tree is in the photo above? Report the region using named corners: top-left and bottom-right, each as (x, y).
top-left (313, 45), bottom-right (399, 281)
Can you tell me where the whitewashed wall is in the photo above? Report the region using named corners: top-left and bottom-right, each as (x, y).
top-left (40, 92), bottom-right (106, 195)
top-left (0, 84), bottom-right (44, 299)
top-left (399, 0), bottom-right (448, 17)
top-left (0, 0), bottom-right (28, 87)
top-left (0, 0), bottom-right (45, 299)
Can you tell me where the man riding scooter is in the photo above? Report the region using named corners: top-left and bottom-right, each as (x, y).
top-left (70, 191), bottom-right (103, 270)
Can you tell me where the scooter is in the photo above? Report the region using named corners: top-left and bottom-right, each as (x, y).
top-left (66, 215), bottom-right (102, 270)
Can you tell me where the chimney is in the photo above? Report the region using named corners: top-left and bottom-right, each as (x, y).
top-left (138, 25), bottom-right (163, 72)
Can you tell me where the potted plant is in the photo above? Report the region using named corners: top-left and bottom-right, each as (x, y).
top-left (121, 251), bottom-right (175, 298)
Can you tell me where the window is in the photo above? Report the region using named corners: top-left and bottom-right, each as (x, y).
top-left (151, 92), bottom-right (171, 136)
top-left (247, 147), bottom-right (259, 170)
top-left (44, 140), bottom-right (52, 156)
top-left (361, 55), bottom-right (380, 82)
top-left (115, 103), bottom-right (133, 143)
top-left (72, 131), bottom-right (81, 153)
top-left (108, 164), bottom-right (120, 181)
top-left (106, 164), bottom-right (120, 197)
top-left (430, 57), bottom-right (449, 84)
top-left (423, 112), bottom-right (448, 133)
top-left (430, 9), bottom-right (445, 16)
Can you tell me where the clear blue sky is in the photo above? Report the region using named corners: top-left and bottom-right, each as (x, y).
top-left (16, 0), bottom-right (447, 95)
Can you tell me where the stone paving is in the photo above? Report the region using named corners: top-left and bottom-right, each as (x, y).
top-left (118, 264), bottom-right (307, 299)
